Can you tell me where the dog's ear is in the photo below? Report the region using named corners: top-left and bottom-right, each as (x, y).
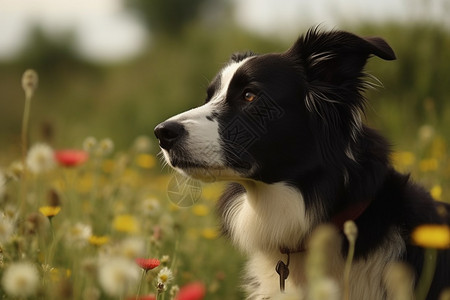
top-left (288, 28), bottom-right (395, 85)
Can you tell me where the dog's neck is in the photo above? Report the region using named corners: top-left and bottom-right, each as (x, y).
top-left (231, 180), bottom-right (371, 255)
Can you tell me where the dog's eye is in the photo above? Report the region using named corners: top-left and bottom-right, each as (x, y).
top-left (244, 92), bottom-right (257, 102)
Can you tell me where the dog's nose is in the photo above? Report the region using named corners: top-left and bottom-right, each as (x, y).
top-left (154, 121), bottom-right (186, 150)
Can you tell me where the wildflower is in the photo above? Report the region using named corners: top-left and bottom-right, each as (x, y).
top-left (83, 136), bottom-right (97, 152)
top-left (1, 261), bottom-right (39, 298)
top-left (39, 206), bottom-right (61, 219)
top-left (22, 69), bottom-right (39, 99)
top-left (99, 138), bottom-right (114, 156)
top-left (25, 212), bottom-right (48, 235)
top-left (201, 228), bottom-right (219, 239)
top-left (418, 125), bottom-right (435, 143)
top-left (309, 278), bottom-right (340, 300)
top-left (135, 258), bottom-right (161, 271)
top-left (113, 214), bottom-right (139, 234)
top-left (89, 235), bottom-right (110, 247)
top-left (160, 255), bottom-right (170, 265)
top-left (8, 161), bottom-right (24, 180)
top-left (176, 282), bottom-right (206, 300)
top-left (384, 262), bottom-right (414, 300)
top-left (157, 267), bottom-right (174, 291)
top-left (133, 135), bottom-right (153, 152)
top-left (343, 220), bottom-right (358, 244)
top-left (431, 185), bottom-right (443, 201)
top-left (419, 158), bottom-right (439, 173)
top-left (411, 224), bottom-right (450, 249)
top-left (26, 143), bottom-right (56, 174)
top-left (54, 149), bottom-right (89, 167)
top-left (192, 204), bottom-right (209, 216)
top-left (140, 198), bottom-right (161, 217)
top-left (170, 285), bottom-right (180, 298)
top-left (0, 215), bottom-right (14, 244)
top-left (66, 222), bottom-right (92, 247)
top-left (391, 151), bottom-right (415, 170)
top-left (119, 237), bottom-right (145, 259)
top-left (98, 256), bottom-right (140, 297)
top-left (135, 154), bottom-right (156, 169)
top-left (102, 159), bottom-right (115, 173)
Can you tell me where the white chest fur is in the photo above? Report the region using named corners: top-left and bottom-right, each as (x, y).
top-left (221, 181), bottom-right (406, 299)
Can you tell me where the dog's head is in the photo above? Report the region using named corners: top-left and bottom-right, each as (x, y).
top-left (154, 29), bottom-right (395, 184)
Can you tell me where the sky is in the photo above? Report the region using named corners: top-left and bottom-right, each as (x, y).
top-left (0, 0), bottom-right (448, 63)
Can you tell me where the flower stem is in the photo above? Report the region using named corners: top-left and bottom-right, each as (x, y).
top-left (415, 248), bottom-right (438, 300)
top-left (136, 270), bottom-right (146, 299)
top-left (343, 238), bottom-right (355, 300)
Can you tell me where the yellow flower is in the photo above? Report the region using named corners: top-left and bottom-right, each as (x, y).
top-left (419, 158), bottom-right (439, 173)
top-left (102, 159), bottom-right (115, 173)
top-left (201, 228), bottom-right (219, 240)
top-left (89, 235), bottom-right (110, 246)
top-left (39, 206), bottom-right (61, 218)
top-left (391, 151), bottom-right (415, 170)
top-left (431, 185), bottom-right (443, 201)
top-left (113, 214), bottom-right (139, 234)
top-left (192, 204), bottom-right (209, 216)
top-left (411, 224), bottom-right (450, 249)
top-left (135, 154), bottom-right (156, 169)
top-left (430, 137), bottom-right (447, 160)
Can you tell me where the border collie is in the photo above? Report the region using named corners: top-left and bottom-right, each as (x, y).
top-left (154, 28), bottom-right (450, 299)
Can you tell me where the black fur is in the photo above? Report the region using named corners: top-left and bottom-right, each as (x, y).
top-left (156, 28), bottom-right (450, 298)
top-left (215, 28), bottom-right (450, 298)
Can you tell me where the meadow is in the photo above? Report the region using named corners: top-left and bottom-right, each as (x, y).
top-left (1, 23), bottom-right (450, 299)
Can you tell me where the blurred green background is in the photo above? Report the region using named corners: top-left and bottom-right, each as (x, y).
top-left (1, 0), bottom-right (449, 159)
top-left (1, 1), bottom-right (450, 298)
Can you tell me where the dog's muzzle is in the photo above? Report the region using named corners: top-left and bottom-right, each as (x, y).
top-left (154, 121), bottom-right (186, 150)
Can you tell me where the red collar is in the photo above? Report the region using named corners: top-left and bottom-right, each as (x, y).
top-left (331, 200), bottom-right (372, 230)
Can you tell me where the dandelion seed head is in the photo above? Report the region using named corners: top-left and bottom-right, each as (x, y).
top-left (133, 135), bottom-right (153, 152)
top-left (99, 138), bottom-right (114, 156)
top-left (98, 256), bottom-right (140, 297)
top-left (66, 222), bottom-right (92, 247)
top-left (343, 220), bottom-right (358, 244)
top-left (26, 143), bottom-right (56, 174)
top-left (22, 69), bottom-right (39, 99)
top-left (141, 198), bottom-right (161, 216)
top-left (1, 261), bottom-right (39, 298)
top-left (83, 137), bottom-right (98, 152)
top-left (118, 237), bottom-right (146, 259)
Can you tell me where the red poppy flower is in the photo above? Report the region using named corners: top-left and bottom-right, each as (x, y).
top-left (135, 258), bottom-right (160, 271)
top-left (176, 282), bottom-right (206, 300)
top-left (54, 150), bottom-right (89, 167)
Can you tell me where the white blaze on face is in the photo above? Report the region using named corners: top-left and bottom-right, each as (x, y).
top-left (162, 58), bottom-right (251, 179)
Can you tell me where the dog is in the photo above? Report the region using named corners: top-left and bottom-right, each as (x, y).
top-left (154, 28), bottom-right (450, 299)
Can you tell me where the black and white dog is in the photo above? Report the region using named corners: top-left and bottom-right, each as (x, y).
top-left (154, 28), bottom-right (450, 299)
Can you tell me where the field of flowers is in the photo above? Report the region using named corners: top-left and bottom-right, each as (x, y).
top-left (0, 70), bottom-right (244, 299)
top-left (1, 63), bottom-right (449, 299)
